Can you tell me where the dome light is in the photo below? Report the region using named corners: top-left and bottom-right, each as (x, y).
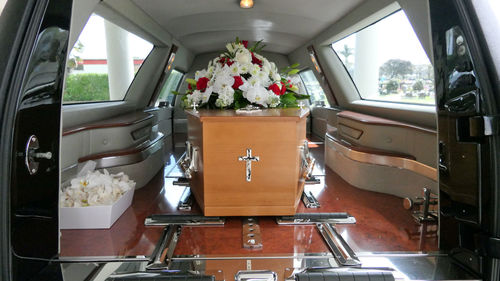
top-left (240, 0), bottom-right (254, 9)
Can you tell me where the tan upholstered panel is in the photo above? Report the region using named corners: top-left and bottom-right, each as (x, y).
top-left (337, 113), bottom-right (437, 168)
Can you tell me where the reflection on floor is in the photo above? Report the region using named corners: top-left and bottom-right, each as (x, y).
top-left (60, 135), bottom-right (437, 258)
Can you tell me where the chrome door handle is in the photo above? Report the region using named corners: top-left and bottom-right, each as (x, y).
top-left (25, 135), bottom-right (52, 175)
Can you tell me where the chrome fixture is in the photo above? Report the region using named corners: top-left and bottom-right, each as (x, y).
top-left (301, 140), bottom-right (316, 180)
top-left (144, 215), bottom-right (225, 227)
top-left (146, 225), bottom-right (181, 270)
top-left (403, 187), bottom-right (438, 223)
top-left (25, 135), bottom-right (52, 175)
top-left (236, 270), bottom-right (277, 281)
top-left (316, 223), bottom-right (361, 266)
top-left (242, 217), bottom-right (262, 249)
top-left (302, 191), bottom-right (321, 208)
top-left (180, 141), bottom-right (199, 179)
top-left (276, 213), bottom-right (356, 225)
top-left (238, 148), bottom-right (259, 182)
top-left (177, 187), bottom-right (193, 211)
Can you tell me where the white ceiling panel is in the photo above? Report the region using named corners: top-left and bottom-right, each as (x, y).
top-left (132, 0), bottom-right (364, 54)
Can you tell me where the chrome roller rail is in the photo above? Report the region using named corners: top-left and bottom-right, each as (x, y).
top-left (145, 215), bottom-right (225, 227)
top-left (276, 213), bottom-right (356, 225)
top-left (302, 191), bottom-right (321, 208)
top-left (146, 225), bottom-right (181, 270)
top-left (316, 223), bottom-right (361, 266)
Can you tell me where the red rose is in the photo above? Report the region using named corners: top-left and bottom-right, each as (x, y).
top-left (196, 77), bottom-right (209, 91)
top-left (226, 59), bottom-right (234, 67)
top-left (280, 82), bottom-right (287, 95)
top-left (269, 83), bottom-right (281, 96)
top-left (232, 76), bottom-right (244, 89)
top-left (242, 40), bottom-right (249, 48)
top-left (188, 84), bottom-right (192, 90)
top-left (251, 52), bottom-right (262, 66)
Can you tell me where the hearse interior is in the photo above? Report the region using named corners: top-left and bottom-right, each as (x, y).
top-left (1, 0), bottom-right (500, 280)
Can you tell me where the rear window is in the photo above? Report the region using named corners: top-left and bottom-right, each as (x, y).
top-left (63, 14), bottom-right (153, 104)
top-left (155, 69), bottom-right (184, 106)
top-left (331, 10), bottom-right (435, 105)
top-left (299, 69), bottom-right (330, 107)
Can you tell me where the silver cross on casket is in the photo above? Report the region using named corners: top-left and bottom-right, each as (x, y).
top-left (238, 148), bottom-right (259, 182)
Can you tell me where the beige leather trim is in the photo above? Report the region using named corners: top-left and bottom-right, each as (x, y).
top-left (326, 134), bottom-right (437, 181)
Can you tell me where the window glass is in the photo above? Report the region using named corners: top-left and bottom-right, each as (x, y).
top-left (63, 14), bottom-right (153, 104)
top-left (155, 69), bottom-right (184, 106)
top-left (299, 69), bottom-right (330, 107)
top-left (332, 10), bottom-right (435, 105)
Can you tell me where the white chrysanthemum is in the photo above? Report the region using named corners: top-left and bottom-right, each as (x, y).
top-left (201, 86), bottom-right (213, 103)
top-left (187, 90), bottom-right (202, 105)
top-left (267, 90), bottom-right (280, 107)
top-left (218, 87), bottom-right (235, 107)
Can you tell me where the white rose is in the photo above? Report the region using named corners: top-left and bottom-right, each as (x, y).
top-left (235, 50), bottom-right (251, 65)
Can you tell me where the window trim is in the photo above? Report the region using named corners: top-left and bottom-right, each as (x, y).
top-left (330, 9), bottom-right (436, 107)
top-left (62, 14), bottom-right (155, 105)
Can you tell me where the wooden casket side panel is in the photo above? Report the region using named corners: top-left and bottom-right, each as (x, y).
top-left (294, 116), bottom-right (307, 209)
top-left (202, 119), bottom-right (300, 216)
top-left (187, 114), bottom-right (205, 210)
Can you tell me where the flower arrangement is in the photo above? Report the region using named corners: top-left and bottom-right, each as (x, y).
top-left (177, 38), bottom-right (309, 109)
top-left (60, 169), bottom-right (135, 207)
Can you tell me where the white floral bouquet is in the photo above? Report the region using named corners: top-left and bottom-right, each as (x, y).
top-left (177, 38), bottom-right (309, 109)
top-left (60, 169), bottom-right (136, 207)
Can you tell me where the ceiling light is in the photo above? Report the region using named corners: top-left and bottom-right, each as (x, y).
top-left (240, 0), bottom-right (254, 9)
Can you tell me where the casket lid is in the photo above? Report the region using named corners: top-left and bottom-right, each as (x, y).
top-left (185, 108), bottom-right (309, 122)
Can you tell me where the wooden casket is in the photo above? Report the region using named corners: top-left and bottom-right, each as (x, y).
top-left (185, 108), bottom-right (309, 216)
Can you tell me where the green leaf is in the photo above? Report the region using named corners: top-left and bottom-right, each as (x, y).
top-left (294, 93), bottom-right (310, 100)
top-left (186, 78), bottom-right (197, 86)
top-left (287, 69), bottom-right (300, 75)
top-left (290, 63), bottom-right (300, 68)
top-left (280, 93), bottom-right (297, 107)
top-left (171, 90), bottom-right (183, 96)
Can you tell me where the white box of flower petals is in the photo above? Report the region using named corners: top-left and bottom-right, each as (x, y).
top-left (60, 162), bottom-right (136, 229)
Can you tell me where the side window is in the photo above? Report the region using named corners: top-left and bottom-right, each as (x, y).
top-left (155, 69), bottom-right (184, 106)
top-left (299, 69), bottom-right (330, 107)
top-left (63, 14), bottom-right (153, 104)
top-left (331, 10), bottom-right (435, 105)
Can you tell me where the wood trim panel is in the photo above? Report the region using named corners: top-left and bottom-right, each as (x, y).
top-left (326, 133), bottom-right (437, 181)
top-left (78, 133), bottom-right (164, 163)
top-left (328, 132), bottom-right (416, 160)
top-left (337, 110), bottom-right (436, 134)
top-left (62, 112), bottom-right (153, 136)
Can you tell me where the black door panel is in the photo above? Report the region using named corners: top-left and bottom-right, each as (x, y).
top-left (0, 0), bottom-right (71, 280)
top-left (431, 0), bottom-right (500, 279)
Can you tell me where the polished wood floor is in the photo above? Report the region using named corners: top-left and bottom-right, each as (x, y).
top-left (60, 135), bottom-right (437, 258)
